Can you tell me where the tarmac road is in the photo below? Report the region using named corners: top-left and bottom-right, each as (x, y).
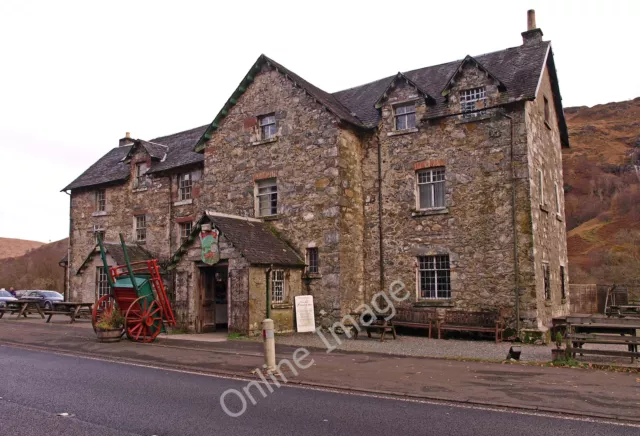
top-left (0, 345), bottom-right (637, 436)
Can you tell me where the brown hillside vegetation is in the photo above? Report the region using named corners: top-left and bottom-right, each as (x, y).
top-left (0, 238), bottom-right (67, 292)
top-left (563, 97), bottom-right (640, 284)
top-left (0, 237), bottom-right (45, 259)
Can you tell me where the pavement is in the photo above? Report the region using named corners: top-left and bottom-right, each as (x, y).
top-left (1, 318), bottom-right (639, 423)
top-left (2, 346), bottom-right (639, 436)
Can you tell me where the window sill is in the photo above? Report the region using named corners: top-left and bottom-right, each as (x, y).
top-left (92, 211), bottom-right (108, 217)
top-left (539, 204), bottom-right (549, 213)
top-left (304, 273), bottom-right (322, 280)
top-left (413, 300), bottom-right (454, 308)
top-left (271, 303), bottom-right (293, 310)
top-left (544, 121), bottom-right (552, 130)
top-left (260, 215), bottom-right (280, 221)
top-left (411, 208), bottom-right (449, 217)
top-left (544, 300), bottom-right (553, 308)
top-left (561, 298), bottom-right (567, 305)
top-left (555, 213), bottom-right (563, 222)
top-left (250, 137), bottom-right (278, 146)
top-left (136, 241), bottom-right (146, 245)
top-left (387, 128), bottom-right (418, 137)
top-left (132, 187), bottom-right (148, 193)
top-left (456, 113), bottom-right (492, 124)
top-left (174, 199), bottom-right (193, 206)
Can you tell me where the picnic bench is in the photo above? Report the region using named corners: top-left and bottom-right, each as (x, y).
top-left (3, 299), bottom-right (46, 319)
top-left (393, 308), bottom-right (436, 338)
top-left (437, 311), bottom-right (505, 343)
top-left (43, 302), bottom-right (94, 323)
top-left (566, 316), bottom-right (640, 362)
top-left (346, 312), bottom-right (396, 342)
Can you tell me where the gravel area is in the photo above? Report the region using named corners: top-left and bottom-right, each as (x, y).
top-left (271, 332), bottom-right (639, 367)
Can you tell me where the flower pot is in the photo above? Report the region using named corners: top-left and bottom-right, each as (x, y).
top-left (551, 348), bottom-right (565, 361)
top-left (95, 328), bottom-right (122, 343)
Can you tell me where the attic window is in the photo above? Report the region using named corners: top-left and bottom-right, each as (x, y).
top-left (394, 102), bottom-right (416, 131)
top-left (259, 114), bottom-right (276, 140)
top-left (135, 162), bottom-right (148, 189)
top-left (460, 87), bottom-right (486, 116)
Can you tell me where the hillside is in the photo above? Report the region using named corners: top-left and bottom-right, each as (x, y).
top-left (0, 237), bottom-right (45, 259)
top-left (563, 97), bottom-right (640, 284)
top-left (0, 238), bottom-right (68, 292)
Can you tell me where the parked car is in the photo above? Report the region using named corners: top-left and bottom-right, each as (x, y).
top-left (0, 289), bottom-right (18, 308)
top-left (19, 290), bottom-right (64, 310)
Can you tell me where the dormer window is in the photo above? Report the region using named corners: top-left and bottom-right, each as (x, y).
top-left (394, 102), bottom-right (416, 131)
top-left (135, 162), bottom-right (148, 189)
top-left (460, 87), bottom-right (486, 115)
top-left (259, 114), bottom-right (276, 140)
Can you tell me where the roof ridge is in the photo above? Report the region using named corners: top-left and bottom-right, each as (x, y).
top-left (151, 124), bottom-right (210, 143)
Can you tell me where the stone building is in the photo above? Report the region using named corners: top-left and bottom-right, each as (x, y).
top-left (63, 10), bottom-right (570, 336)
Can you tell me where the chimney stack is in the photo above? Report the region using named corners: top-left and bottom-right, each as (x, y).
top-left (522, 9), bottom-right (543, 46)
top-left (119, 132), bottom-right (134, 147)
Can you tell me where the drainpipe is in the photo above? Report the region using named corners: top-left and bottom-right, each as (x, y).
top-left (265, 265), bottom-right (273, 319)
top-left (502, 112), bottom-right (521, 335)
top-left (376, 130), bottom-right (385, 293)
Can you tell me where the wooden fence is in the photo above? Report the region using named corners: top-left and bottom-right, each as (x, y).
top-left (569, 283), bottom-right (640, 314)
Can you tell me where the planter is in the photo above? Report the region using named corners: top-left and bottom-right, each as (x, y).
top-left (95, 328), bottom-right (123, 343)
top-left (551, 348), bottom-right (566, 361)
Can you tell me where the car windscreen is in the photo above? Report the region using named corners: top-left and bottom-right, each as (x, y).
top-left (40, 291), bottom-right (63, 298)
top-left (0, 290), bottom-right (12, 297)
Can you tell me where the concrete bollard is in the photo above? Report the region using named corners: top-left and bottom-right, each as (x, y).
top-left (262, 318), bottom-right (276, 372)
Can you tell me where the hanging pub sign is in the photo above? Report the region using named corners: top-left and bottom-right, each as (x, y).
top-left (200, 225), bottom-right (220, 265)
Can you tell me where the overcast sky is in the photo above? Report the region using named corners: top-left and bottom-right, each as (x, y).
top-left (0, 0), bottom-right (638, 243)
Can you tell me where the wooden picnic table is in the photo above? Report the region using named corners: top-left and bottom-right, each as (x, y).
top-left (3, 299), bottom-right (46, 319)
top-left (44, 302), bottom-right (94, 323)
top-left (566, 317), bottom-right (640, 362)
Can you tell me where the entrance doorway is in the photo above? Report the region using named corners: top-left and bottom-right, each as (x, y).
top-left (200, 265), bottom-right (228, 332)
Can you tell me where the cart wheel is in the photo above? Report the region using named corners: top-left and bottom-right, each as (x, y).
top-left (92, 295), bottom-right (124, 336)
top-left (125, 296), bottom-right (163, 343)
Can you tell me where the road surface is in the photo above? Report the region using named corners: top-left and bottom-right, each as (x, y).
top-left (0, 345), bottom-right (637, 436)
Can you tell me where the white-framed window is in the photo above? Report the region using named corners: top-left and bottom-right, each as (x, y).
top-left (417, 167), bottom-right (445, 209)
top-left (271, 269), bottom-right (285, 303)
top-left (135, 215), bottom-right (146, 243)
top-left (95, 189), bottom-right (106, 212)
top-left (554, 182), bottom-right (561, 214)
top-left (306, 247), bottom-right (319, 274)
top-left (256, 178), bottom-right (278, 217)
top-left (460, 87), bottom-right (487, 115)
top-left (538, 169), bottom-right (545, 205)
top-left (259, 114), bottom-right (277, 140)
top-left (417, 255), bottom-right (451, 299)
top-left (96, 266), bottom-right (110, 300)
top-left (394, 102), bottom-right (416, 131)
top-left (178, 173), bottom-right (192, 201)
top-left (543, 263), bottom-right (550, 300)
top-left (179, 221), bottom-right (192, 244)
top-left (135, 162), bottom-right (148, 188)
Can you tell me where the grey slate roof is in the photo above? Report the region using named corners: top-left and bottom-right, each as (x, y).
top-left (333, 42), bottom-right (552, 127)
top-left (65, 40), bottom-right (567, 191)
top-left (207, 213), bottom-right (304, 266)
top-left (76, 242), bottom-right (155, 275)
top-left (62, 125), bottom-right (207, 191)
top-left (169, 212), bottom-right (304, 267)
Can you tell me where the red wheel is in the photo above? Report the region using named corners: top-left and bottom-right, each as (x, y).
top-left (125, 296), bottom-right (163, 343)
top-left (91, 295), bottom-right (124, 336)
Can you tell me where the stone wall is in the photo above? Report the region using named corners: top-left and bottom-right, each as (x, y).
top-left (524, 64), bottom-right (570, 330)
top-left (361, 75), bottom-right (531, 325)
top-left (201, 64), bottom-right (365, 320)
top-left (68, 144), bottom-right (203, 303)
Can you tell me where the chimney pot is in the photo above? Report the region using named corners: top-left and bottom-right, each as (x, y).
top-left (125, 132), bottom-right (131, 138)
top-left (527, 9), bottom-right (536, 31)
top-left (119, 132), bottom-right (134, 147)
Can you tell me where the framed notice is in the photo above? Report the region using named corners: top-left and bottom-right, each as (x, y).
top-left (294, 295), bottom-right (316, 333)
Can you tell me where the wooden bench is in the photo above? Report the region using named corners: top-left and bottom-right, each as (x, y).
top-left (566, 319), bottom-right (640, 362)
top-left (363, 320), bottom-right (396, 342)
top-left (437, 311), bottom-right (505, 343)
top-left (392, 308), bottom-right (436, 338)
